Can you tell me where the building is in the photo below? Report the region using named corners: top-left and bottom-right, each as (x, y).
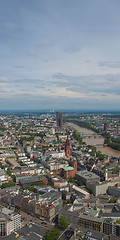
top-left (56, 112), bottom-right (63, 128)
top-left (84, 230), bottom-right (105, 240)
top-left (14, 189), bottom-right (62, 222)
top-left (86, 181), bottom-right (108, 196)
top-left (103, 219), bottom-right (120, 237)
top-left (103, 220), bottom-right (116, 236)
top-left (58, 205), bottom-right (79, 227)
top-left (35, 191), bottom-right (62, 221)
top-left (65, 136), bottom-right (71, 156)
top-left (68, 158), bottom-right (77, 173)
top-left (49, 150), bottom-right (65, 158)
top-left (0, 218), bottom-right (6, 237)
top-left (78, 212), bottom-right (103, 232)
top-left (0, 207), bottom-right (21, 237)
top-left (108, 186), bottom-right (120, 198)
top-left (14, 190), bottom-right (36, 213)
top-left (50, 176), bottom-right (68, 188)
top-left (75, 171), bottom-right (100, 186)
top-left (18, 175), bottom-right (48, 188)
top-left (62, 166), bottom-right (76, 178)
top-left (104, 123), bottom-right (107, 134)
top-left (72, 185), bottom-right (90, 199)
top-left (50, 128), bottom-right (55, 135)
top-left (0, 169), bottom-right (11, 186)
top-left (33, 185), bottom-right (55, 194)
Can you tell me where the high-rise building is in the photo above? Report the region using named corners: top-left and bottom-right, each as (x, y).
top-left (56, 112), bottom-right (63, 128)
top-left (104, 123), bottom-right (107, 134)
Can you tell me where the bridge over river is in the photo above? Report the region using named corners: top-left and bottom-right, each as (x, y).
top-left (66, 122), bottom-right (120, 158)
top-left (67, 122), bottom-right (104, 147)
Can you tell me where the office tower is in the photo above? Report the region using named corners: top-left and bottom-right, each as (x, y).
top-left (56, 112), bottom-right (63, 128)
top-left (104, 123), bottom-right (107, 134)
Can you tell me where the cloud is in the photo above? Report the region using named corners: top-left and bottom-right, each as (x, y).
top-left (0, 77), bottom-right (9, 83)
top-left (52, 72), bottom-right (120, 96)
top-left (85, 59), bottom-right (91, 63)
top-left (99, 61), bottom-right (120, 68)
top-left (13, 48), bottom-right (38, 58)
top-left (13, 66), bottom-right (25, 69)
top-left (64, 45), bottom-right (81, 54)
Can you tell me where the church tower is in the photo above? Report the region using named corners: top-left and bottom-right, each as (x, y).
top-left (65, 136), bottom-right (71, 156)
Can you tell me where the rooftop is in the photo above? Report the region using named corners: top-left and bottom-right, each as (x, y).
top-left (76, 170), bottom-right (100, 179)
top-left (62, 166), bottom-right (74, 171)
top-left (85, 230), bottom-right (104, 240)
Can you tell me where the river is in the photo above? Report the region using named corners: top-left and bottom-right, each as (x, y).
top-left (67, 122), bottom-right (120, 158)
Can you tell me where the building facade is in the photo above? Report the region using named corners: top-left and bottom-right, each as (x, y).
top-left (56, 112), bottom-right (63, 128)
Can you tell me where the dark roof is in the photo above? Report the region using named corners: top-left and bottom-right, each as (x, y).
top-left (101, 212), bottom-right (120, 217)
top-left (39, 191), bottom-right (62, 202)
top-left (4, 223), bottom-right (46, 240)
top-left (85, 230), bottom-right (104, 240)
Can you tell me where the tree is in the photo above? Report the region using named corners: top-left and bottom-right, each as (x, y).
top-left (58, 216), bottom-right (68, 230)
top-left (108, 197), bottom-right (116, 203)
top-left (76, 180), bottom-right (83, 186)
top-left (1, 181), bottom-right (15, 189)
top-left (68, 177), bottom-right (75, 184)
top-left (26, 186), bottom-right (34, 192)
top-left (44, 227), bottom-right (60, 240)
top-left (63, 200), bottom-right (66, 207)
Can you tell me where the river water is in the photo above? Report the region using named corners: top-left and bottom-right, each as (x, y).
top-left (67, 122), bottom-right (120, 158)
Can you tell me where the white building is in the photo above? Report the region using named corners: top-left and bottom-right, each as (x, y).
top-left (0, 207), bottom-right (21, 237)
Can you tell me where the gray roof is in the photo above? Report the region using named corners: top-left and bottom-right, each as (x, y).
top-left (38, 191), bottom-right (62, 203)
top-left (4, 223), bottom-right (46, 240)
top-left (79, 208), bottom-right (104, 223)
top-left (76, 170), bottom-right (100, 180)
top-left (79, 213), bottom-right (104, 223)
top-left (85, 230), bottom-right (104, 240)
top-left (101, 212), bottom-right (120, 218)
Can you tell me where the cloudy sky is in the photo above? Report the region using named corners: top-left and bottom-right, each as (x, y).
top-left (0, 0), bottom-right (120, 111)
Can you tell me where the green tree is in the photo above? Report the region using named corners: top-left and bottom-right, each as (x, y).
top-left (76, 180), bottom-right (83, 186)
top-left (6, 168), bottom-right (15, 180)
top-left (112, 168), bottom-right (118, 174)
top-left (44, 227), bottom-right (60, 240)
top-left (1, 181), bottom-right (16, 189)
top-left (63, 201), bottom-right (66, 207)
top-left (58, 216), bottom-right (68, 230)
top-left (108, 197), bottom-right (116, 203)
top-left (100, 209), bottom-right (103, 213)
top-left (26, 186), bottom-right (34, 192)
top-left (68, 177), bottom-right (75, 184)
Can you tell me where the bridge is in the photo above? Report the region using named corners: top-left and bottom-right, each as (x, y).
top-left (91, 144), bottom-right (104, 147)
top-left (82, 135), bottom-right (103, 139)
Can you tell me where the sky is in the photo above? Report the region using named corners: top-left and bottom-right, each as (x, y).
top-left (0, 0), bottom-right (120, 111)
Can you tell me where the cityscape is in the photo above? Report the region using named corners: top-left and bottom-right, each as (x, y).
top-left (0, 0), bottom-right (120, 239)
top-left (0, 111), bottom-right (120, 239)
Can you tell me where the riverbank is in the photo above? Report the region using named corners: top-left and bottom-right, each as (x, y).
top-left (67, 122), bottom-right (120, 158)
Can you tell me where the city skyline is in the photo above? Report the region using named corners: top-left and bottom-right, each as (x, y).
top-left (0, 0), bottom-right (120, 110)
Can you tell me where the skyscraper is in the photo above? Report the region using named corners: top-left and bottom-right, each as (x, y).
top-left (56, 112), bottom-right (63, 128)
top-left (104, 123), bottom-right (107, 134)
